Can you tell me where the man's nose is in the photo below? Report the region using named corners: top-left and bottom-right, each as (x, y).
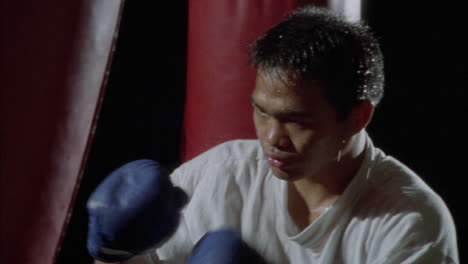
top-left (265, 119), bottom-right (290, 150)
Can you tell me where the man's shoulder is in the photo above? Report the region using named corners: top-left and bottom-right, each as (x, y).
top-left (184, 139), bottom-right (263, 167)
top-left (171, 139), bottom-right (266, 189)
top-left (352, 153), bottom-right (458, 262)
top-left (371, 154), bottom-right (441, 204)
top-left (361, 152), bottom-right (455, 234)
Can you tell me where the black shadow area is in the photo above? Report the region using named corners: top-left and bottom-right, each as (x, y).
top-left (56, 1), bottom-right (187, 263)
top-left (364, 1), bottom-right (467, 262)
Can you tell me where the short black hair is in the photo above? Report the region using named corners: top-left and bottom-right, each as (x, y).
top-left (250, 6), bottom-right (384, 120)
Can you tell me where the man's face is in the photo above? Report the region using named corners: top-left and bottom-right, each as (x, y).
top-left (251, 71), bottom-right (352, 181)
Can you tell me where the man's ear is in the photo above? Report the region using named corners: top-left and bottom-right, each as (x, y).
top-left (350, 100), bottom-right (374, 135)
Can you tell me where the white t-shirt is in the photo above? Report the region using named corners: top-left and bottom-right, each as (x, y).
top-left (134, 133), bottom-right (458, 263)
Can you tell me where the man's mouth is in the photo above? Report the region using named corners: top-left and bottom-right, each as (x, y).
top-left (265, 153), bottom-right (294, 168)
top-left (267, 157), bottom-right (286, 167)
top-left (263, 145), bottom-right (296, 169)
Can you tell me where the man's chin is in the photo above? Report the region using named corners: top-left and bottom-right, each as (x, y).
top-left (270, 167), bottom-right (302, 182)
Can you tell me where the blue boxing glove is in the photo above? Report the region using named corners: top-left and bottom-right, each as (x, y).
top-left (87, 159), bottom-right (188, 262)
top-left (187, 229), bottom-right (267, 264)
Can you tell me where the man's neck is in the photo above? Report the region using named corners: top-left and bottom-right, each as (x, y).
top-left (287, 132), bottom-right (367, 230)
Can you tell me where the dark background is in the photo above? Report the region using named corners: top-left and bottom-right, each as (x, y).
top-left (57, 1), bottom-right (467, 263)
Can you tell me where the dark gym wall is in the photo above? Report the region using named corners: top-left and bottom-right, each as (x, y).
top-left (57, 1), bottom-right (466, 263)
top-left (56, 1), bottom-right (187, 263)
top-left (364, 2), bottom-right (466, 262)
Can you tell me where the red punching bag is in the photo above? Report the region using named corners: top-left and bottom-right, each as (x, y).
top-left (182, 0), bottom-right (329, 161)
top-left (0, 1), bottom-right (124, 263)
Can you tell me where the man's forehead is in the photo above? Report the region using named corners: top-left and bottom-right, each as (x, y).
top-left (256, 68), bottom-right (295, 88)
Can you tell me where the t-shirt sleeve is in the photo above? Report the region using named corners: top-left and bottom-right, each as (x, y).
top-left (143, 141), bottom-right (258, 263)
top-left (153, 166), bottom-right (197, 263)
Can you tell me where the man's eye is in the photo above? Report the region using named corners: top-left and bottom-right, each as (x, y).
top-left (287, 119), bottom-right (315, 129)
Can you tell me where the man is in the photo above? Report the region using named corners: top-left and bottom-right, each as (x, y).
top-left (93, 6), bottom-right (459, 263)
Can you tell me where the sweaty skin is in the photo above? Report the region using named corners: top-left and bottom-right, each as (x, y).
top-left (251, 70), bottom-right (373, 229)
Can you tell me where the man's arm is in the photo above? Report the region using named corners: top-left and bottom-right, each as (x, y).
top-left (93, 252), bottom-right (161, 264)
